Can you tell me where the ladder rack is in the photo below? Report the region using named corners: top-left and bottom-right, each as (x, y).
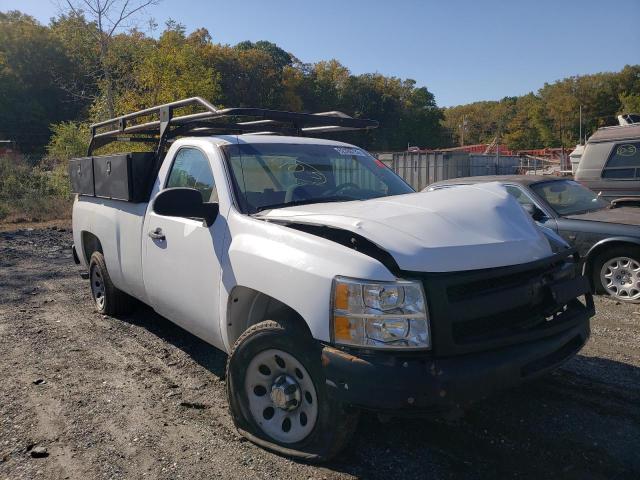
top-left (87, 97), bottom-right (378, 156)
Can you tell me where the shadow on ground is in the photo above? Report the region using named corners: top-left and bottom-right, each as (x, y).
top-left (119, 303), bottom-right (640, 479)
top-left (121, 303), bottom-right (228, 378)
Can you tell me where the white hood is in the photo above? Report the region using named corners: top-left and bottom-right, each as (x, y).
top-left (257, 183), bottom-right (553, 273)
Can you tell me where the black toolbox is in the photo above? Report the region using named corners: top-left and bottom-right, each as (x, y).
top-left (69, 156), bottom-right (94, 196)
top-left (69, 152), bottom-right (155, 202)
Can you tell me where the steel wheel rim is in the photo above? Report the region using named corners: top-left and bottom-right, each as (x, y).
top-left (600, 256), bottom-right (640, 300)
top-left (244, 349), bottom-right (318, 444)
top-left (90, 266), bottom-right (106, 309)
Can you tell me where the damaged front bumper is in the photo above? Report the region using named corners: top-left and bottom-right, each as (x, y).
top-left (321, 252), bottom-right (595, 413)
top-left (321, 312), bottom-right (590, 412)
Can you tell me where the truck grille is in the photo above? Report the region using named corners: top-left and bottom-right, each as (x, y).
top-left (446, 266), bottom-right (551, 303)
top-left (407, 252), bottom-right (592, 356)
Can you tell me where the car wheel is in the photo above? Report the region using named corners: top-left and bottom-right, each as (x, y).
top-left (88, 251), bottom-right (134, 315)
top-left (226, 320), bottom-right (359, 462)
top-left (592, 246), bottom-right (640, 303)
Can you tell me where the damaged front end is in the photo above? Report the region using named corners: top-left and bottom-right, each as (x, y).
top-left (268, 220), bottom-right (401, 273)
top-left (320, 249), bottom-right (593, 414)
top-left (261, 200), bottom-right (593, 414)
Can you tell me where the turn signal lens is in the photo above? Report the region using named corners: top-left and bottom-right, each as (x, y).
top-left (333, 315), bottom-right (364, 345)
top-left (334, 284), bottom-right (350, 311)
top-left (333, 316), bottom-right (351, 342)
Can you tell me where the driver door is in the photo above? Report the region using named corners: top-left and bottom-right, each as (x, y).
top-left (142, 147), bottom-right (225, 349)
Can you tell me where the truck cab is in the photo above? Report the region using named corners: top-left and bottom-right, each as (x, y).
top-left (71, 98), bottom-right (594, 461)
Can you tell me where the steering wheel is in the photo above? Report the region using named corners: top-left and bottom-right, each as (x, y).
top-left (324, 182), bottom-right (360, 196)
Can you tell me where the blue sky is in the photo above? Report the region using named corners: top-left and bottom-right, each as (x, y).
top-left (2, 0), bottom-right (639, 106)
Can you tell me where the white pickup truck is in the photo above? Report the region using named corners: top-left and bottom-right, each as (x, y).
top-left (70, 98), bottom-right (594, 461)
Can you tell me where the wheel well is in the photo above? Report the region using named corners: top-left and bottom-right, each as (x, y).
top-left (226, 286), bottom-right (312, 346)
top-left (81, 231), bottom-right (103, 264)
top-left (584, 240), bottom-right (640, 276)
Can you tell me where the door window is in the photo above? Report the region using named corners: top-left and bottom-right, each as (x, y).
top-left (602, 142), bottom-right (640, 179)
top-left (166, 148), bottom-right (217, 201)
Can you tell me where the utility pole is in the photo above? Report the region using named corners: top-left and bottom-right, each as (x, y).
top-left (495, 137), bottom-right (499, 174)
top-left (579, 105), bottom-right (583, 145)
top-left (460, 115), bottom-right (467, 147)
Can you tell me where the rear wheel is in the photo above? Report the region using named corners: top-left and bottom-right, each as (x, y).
top-left (88, 251), bottom-right (133, 315)
top-left (226, 320), bottom-right (359, 462)
top-left (592, 246), bottom-right (640, 303)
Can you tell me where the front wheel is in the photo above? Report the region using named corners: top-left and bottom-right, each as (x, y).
top-left (226, 320), bottom-right (358, 462)
top-left (592, 246), bottom-right (640, 303)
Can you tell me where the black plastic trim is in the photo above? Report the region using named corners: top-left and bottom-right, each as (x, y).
top-left (274, 221), bottom-right (400, 273)
top-left (71, 244), bottom-right (80, 265)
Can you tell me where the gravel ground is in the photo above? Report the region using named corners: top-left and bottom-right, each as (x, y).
top-left (1, 226), bottom-right (639, 480)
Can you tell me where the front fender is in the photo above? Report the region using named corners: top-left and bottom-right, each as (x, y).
top-left (223, 213), bottom-right (396, 347)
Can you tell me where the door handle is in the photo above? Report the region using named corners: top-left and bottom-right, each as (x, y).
top-left (148, 227), bottom-right (165, 241)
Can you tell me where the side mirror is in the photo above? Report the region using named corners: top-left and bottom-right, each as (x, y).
top-left (522, 203), bottom-right (546, 222)
top-left (153, 187), bottom-right (218, 226)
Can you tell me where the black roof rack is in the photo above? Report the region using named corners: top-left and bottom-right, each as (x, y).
top-left (87, 97), bottom-right (378, 156)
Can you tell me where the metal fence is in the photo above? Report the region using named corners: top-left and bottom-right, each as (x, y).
top-left (469, 155), bottom-right (522, 176)
top-left (378, 152), bottom-right (524, 191)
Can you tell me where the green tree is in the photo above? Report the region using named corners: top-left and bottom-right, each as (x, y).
top-left (61, 0), bottom-right (161, 117)
top-left (118, 23), bottom-right (219, 111)
top-left (45, 121), bottom-right (89, 162)
top-left (619, 93), bottom-right (640, 114)
top-left (236, 40), bottom-right (293, 70)
top-left (49, 12), bottom-right (101, 111)
top-left (205, 43), bottom-right (284, 108)
top-left (503, 94), bottom-right (549, 149)
top-left (0, 12), bottom-right (80, 153)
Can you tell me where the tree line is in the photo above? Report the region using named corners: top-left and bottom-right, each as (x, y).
top-left (443, 66), bottom-right (640, 150)
top-left (0, 6), bottom-right (639, 159)
top-left (0, 9), bottom-right (444, 155)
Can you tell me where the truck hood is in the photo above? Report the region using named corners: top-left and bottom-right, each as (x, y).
top-left (257, 183), bottom-right (553, 272)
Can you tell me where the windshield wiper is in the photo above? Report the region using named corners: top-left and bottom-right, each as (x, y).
top-left (254, 196), bottom-right (355, 213)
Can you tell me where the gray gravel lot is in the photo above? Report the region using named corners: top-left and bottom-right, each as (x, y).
top-left (1, 226), bottom-right (639, 479)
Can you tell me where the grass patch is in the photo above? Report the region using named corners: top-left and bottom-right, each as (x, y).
top-left (0, 155), bottom-right (72, 224)
top-left (0, 195), bottom-right (71, 223)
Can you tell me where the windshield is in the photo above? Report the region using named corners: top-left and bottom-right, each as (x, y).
top-left (531, 180), bottom-right (609, 215)
top-left (222, 143), bottom-right (414, 213)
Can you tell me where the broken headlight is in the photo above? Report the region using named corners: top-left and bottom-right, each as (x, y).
top-left (331, 276), bottom-right (430, 349)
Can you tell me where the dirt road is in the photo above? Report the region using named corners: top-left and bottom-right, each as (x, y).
top-left (1, 226), bottom-right (639, 479)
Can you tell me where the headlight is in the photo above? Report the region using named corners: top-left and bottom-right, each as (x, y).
top-left (331, 276), bottom-right (430, 349)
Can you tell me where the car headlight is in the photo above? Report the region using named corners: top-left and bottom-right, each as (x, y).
top-left (331, 276), bottom-right (430, 349)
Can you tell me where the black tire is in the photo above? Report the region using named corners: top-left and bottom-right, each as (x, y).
top-left (226, 320), bottom-right (359, 462)
top-left (88, 251), bottom-right (133, 315)
top-left (591, 245), bottom-right (640, 302)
